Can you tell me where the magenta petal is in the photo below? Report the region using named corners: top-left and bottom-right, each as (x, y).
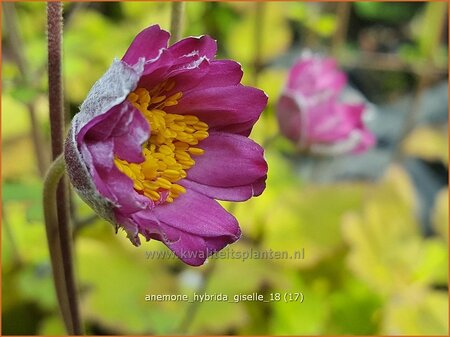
top-left (138, 48), bottom-right (176, 88)
top-left (276, 94), bottom-right (303, 143)
top-left (169, 59), bottom-right (243, 94)
top-left (153, 188), bottom-right (240, 238)
top-left (111, 103), bottom-right (149, 163)
top-left (122, 25), bottom-right (170, 65)
top-left (352, 129), bottom-right (376, 153)
top-left (103, 165), bottom-right (151, 214)
top-left (168, 35), bottom-right (217, 60)
top-left (252, 176), bottom-right (267, 196)
top-left (161, 225), bottom-right (238, 266)
top-left (181, 177), bottom-right (266, 202)
top-left (152, 189), bottom-right (241, 266)
top-left (139, 48), bottom-right (209, 91)
top-left (80, 101), bottom-right (149, 163)
top-left (65, 129), bottom-right (118, 225)
top-left (187, 132), bottom-right (268, 188)
top-left (197, 60), bottom-right (243, 88)
top-left (287, 56), bottom-right (346, 97)
top-left (277, 53), bottom-right (376, 155)
top-left (166, 85), bottom-right (267, 134)
top-left (122, 210), bottom-right (163, 245)
top-left (342, 103), bottom-right (365, 127)
top-left (79, 140), bottom-right (115, 199)
top-left (159, 58), bottom-right (211, 94)
top-left (309, 101), bottom-right (364, 143)
top-left (181, 179), bottom-right (253, 201)
top-left (77, 100), bottom-right (152, 215)
top-left (81, 140), bottom-right (151, 215)
top-left (308, 100), bottom-right (350, 143)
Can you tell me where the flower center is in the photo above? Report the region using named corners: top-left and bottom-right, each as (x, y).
top-left (114, 81), bottom-right (208, 204)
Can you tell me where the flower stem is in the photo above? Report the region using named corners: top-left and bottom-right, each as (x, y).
top-left (47, 2), bottom-right (64, 158)
top-left (47, 2), bottom-right (83, 334)
top-left (176, 261), bottom-right (217, 334)
top-left (43, 154), bottom-right (73, 333)
top-left (169, 1), bottom-right (185, 45)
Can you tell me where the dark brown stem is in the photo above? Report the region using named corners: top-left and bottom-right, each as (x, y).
top-left (47, 2), bottom-right (82, 334)
top-left (48, 2), bottom-right (64, 159)
top-left (2, 2), bottom-right (48, 177)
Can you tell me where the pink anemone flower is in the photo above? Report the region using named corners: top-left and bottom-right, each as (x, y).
top-left (64, 25), bottom-right (268, 266)
top-left (277, 53), bottom-right (375, 155)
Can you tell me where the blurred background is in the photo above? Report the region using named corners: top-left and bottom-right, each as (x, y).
top-left (1, 1), bottom-right (448, 335)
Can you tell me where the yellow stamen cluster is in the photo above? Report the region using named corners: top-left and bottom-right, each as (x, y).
top-left (114, 81), bottom-right (208, 204)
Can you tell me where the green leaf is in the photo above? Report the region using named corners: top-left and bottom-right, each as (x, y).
top-left (342, 165), bottom-right (446, 295)
top-left (38, 314), bottom-right (66, 336)
top-left (342, 167), bottom-right (415, 294)
top-left (257, 68), bottom-right (288, 104)
top-left (3, 181), bottom-right (43, 221)
top-left (2, 202), bottom-right (49, 267)
top-left (354, 2), bottom-right (418, 23)
top-left (269, 271), bottom-right (328, 335)
top-left (2, 138), bottom-right (43, 179)
top-left (285, 2), bottom-right (307, 22)
top-left (3, 180), bottom-right (41, 202)
top-left (326, 277), bottom-right (382, 335)
top-left (10, 87), bottom-right (40, 105)
top-left (413, 239), bottom-right (448, 286)
top-left (17, 264), bottom-right (57, 311)
top-left (64, 9), bottom-right (144, 103)
top-left (382, 287), bottom-right (448, 335)
top-left (187, 241), bottom-right (286, 334)
top-left (187, 300), bottom-right (248, 334)
top-left (402, 126), bottom-right (448, 166)
top-left (262, 183), bottom-right (366, 268)
top-left (432, 188), bottom-right (449, 243)
top-left (122, 2), bottom-right (171, 33)
top-left (305, 14), bottom-right (337, 38)
top-left (76, 234), bottom-right (183, 334)
top-left (1, 94), bottom-right (31, 139)
top-left (416, 2), bottom-right (447, 59)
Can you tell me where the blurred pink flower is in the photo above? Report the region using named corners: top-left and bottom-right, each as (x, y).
top-left (64, 25), bottom-right (268, 265)
top-left (277, 53), bottom-right (375, 155)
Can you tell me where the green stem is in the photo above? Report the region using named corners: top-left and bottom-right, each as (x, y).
top-left (169, 1), bottom-right (185, 45)
top-left (176, 261), bottom-right (217, 334)
top-left (43, 154), bottom-right (73, 334)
